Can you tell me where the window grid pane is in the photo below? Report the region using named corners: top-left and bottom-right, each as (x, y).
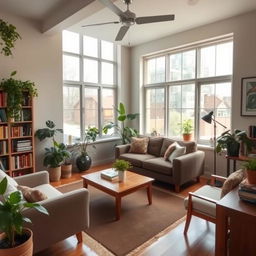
top-left (62, 30), bottom-right (79, 54)
top-left (83, 36), bottom-right (98, 58)
top-left (63, 55), bottom-right (80, 81)
top-left (83, 58), bottom-right (98, 83)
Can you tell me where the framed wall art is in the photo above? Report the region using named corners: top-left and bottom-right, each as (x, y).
top-left (241, 77), bottom-right (256, 116)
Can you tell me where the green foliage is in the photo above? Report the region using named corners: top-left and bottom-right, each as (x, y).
top-left (182, 119), bottom-right (193, 134)
top-left (75, 127), bottom-right (99, 155)
top-left (35, 121), bottom-right (69, 168)
top-left (0, 177), bottom-right (48, 248)
top-left (103, 102), bottom-right (139, 144)
top-left (0, 72), bottom-right (38, 118)
top-left (112, 159), bottom-right (132, 172)
top-left (0, 19), bottom-right (21, 56)
top-left (216, 129), bottom-right (252, 153)
top-left (243, 159), bottom-right (256, 171)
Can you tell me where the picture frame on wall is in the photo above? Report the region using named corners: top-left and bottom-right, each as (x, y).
top-left (241, 77), bottom-right (256, 116)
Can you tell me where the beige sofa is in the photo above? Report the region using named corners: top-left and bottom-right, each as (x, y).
top-left (115, 137), bottom-right (205, 192)
top-left (14, 171), bottom-right (89, 254)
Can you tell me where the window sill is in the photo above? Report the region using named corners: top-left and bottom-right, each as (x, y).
top-left (197, 144), bottom-right (214, 151)
top-left (66, 136), bottom-right (120, 147)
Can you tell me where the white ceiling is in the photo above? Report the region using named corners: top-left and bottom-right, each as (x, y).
top-left (0, 0), bottom-right (66, 20)
top-left (69, 0), bottom-right (256, 46)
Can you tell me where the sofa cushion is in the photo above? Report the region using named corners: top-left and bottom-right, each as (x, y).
top-left (33, 184), bottom-right (62, 199)
top-left (184, 185), bottom-right (222, 218)
top-left (129, 137), bottom-right (149, 154)
top-left (18, 185), bottom-right (48, 202)
top-left (168, 142), bottom-right (186, 162)
top-left (119, 153), bottom-right (156, 168)
top-left (147, 137), bottom-right (164, 157)
top-left (143, 157), bottom-right (173, 175)
top-left (164, 142), bottom-right (176, 160)
top-left (160, 138), bottom-right (196, 156)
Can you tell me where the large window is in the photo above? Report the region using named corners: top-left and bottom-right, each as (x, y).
top-left (144, 38), bottom-right (233, 144)
top-left (62, 31), bottom-right (117, 143)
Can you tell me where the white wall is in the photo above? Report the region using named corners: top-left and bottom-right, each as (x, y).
top-left (0, 10), bottom-right (130, 171)
top-left (130, 10), bottom-right (256, 177)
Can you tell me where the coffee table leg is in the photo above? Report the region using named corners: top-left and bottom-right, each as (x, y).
top-left (115, 196), bottom-right (121, 221)
top-left (83, 179), bottom-right (88, 188)
top-left (147, 183), bottom-right (152, 205)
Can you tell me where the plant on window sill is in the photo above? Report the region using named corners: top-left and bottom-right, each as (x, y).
top-left (102, 102), bottom-right (139, 144)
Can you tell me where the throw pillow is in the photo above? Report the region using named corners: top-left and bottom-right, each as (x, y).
top-left (221, 169), bottom-right (245, 198)
top-left (18, 185), bottom-right (48, 202)
top-left (0, 169), bottom-right (18, 197)
top-left (164, 142), bottom-right (176, 161)
top-left (129, 137), bottom-right (149, 154)
top-left (168, 142), bottom-right (186, 162)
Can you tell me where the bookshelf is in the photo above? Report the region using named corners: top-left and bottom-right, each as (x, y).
top-left (0, 90), bottom-right (35, 177)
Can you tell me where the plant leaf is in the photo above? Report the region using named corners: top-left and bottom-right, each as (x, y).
top-left (0, 177), bottom-right (7, 195)
top-left (119, 103), bottom-right (125, 115)
top-left (24, 202), bottom-right (49, 215)
top-left (127, 113), bottom-right (139, 120)
top-left (118, 115), bottom-right (126, 122)
top-left (10, 71), bottom-right (17, 76)
top-left (9, 191), bottom-right (22, 204)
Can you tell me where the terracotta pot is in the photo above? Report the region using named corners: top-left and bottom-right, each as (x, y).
top-left (61, 164), bottom-right (72, 179)
top-left (0, 228), bottom-right (33, 256)
top-left (48, 166), bottom-right (61, 182)
top-left (118, 171), bottom-right (126, 182)
top-left (183, 134), bottom-right (192, 141)
top-left (246, 170), bottom-right (256, 184)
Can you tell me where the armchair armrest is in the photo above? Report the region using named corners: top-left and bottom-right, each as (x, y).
top-left (14, 171), bottom-right (49, 187)
top-left (172, 151), bottom-right (205, 185)
top-left (23, 188), bottom-right (89, 253)
top-left (189, 191), bottom-right (218, 204)
top-left (211, 175), bottom-right (227, 186)
top-left (115, 144), bottom-right (131, 159)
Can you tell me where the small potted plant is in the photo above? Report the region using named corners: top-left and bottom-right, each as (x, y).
top-left (74, 127), bottom-right (99, 172)
top-left (112, 159), bottom-right (132, 182)
top-left (244, 159), bottom-right (256, 184)
top-left (61, 147), bottom-right (73, 179)
top-left (216, 129), bottom-right (252, 157)
top-left (35, 120), bottom-right (69, 181)
top-left (0, 177), bottom-right (48, 256)
top-left (182, 119), bottom-right (193, 141)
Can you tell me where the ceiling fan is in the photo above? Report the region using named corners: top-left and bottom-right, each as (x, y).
top-left (82, 0), bottom-right (175, 41)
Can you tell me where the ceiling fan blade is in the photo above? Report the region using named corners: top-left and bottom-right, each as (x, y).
top-left (82, 21), bottom-right (120, 27)
top-left (136, 14), bottom-right (175, 24)
top-left (98, 0), bottom-right (126, 18)
top-left (115, 26), bottom-right (130, 41)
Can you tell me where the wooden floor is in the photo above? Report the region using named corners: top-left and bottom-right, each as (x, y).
top-left (36, 163), bottom-right (215, 256)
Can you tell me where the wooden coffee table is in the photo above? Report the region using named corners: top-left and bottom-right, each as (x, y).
top-left (82, 170), bottom-right (154, 220)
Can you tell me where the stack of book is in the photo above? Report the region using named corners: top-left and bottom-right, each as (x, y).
top-left (238, 179), bottom-right (256, 204)
top-left (12, 140), bottom-right (32, 152)
top-left (11, 153), bottom-right (32, 169)
top-left (101, 169), bottom-right (118, 181)
top-left (11, 125), bottom-right (32, 137)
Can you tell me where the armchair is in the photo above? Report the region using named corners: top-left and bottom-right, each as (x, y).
top-left (14, 171), bottom-right (89, 253)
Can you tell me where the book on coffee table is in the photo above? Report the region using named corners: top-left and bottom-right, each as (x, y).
top-left (101, 169), bottom-right (118, 181)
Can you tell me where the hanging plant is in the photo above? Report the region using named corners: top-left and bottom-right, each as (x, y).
top-left (0, 71), bottom-right (38, 119)
top-left (0, 19), bottom-right (21, 56)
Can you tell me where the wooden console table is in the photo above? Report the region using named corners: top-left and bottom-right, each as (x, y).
top-left (226, 155), bottom-right (251, 176)
top-left (215, 187), bottom-right (256, 256)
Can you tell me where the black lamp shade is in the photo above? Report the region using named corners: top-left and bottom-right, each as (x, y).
top-left (202, 111), bottom-right (214, 124)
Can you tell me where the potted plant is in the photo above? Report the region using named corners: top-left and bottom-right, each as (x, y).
top-left (0, 71), bottom-right (38, 121)
top-left (74, 127), bottom-right (99, 172)
top-left (244, 159), bottom-right (256, 184)
top-left (35, 120), bottom-right (69, 181)
top-left (216, 129), bottom-right (252, 157)
top-left (112, 159), bottom-right (132, 182)
top-left (0, 19), bottom-right (21, 56)
top-left (103, 102), bottom-right (139, 144)
top-left (182, 119), bottom-right (193, 141)
top-left (61, 147), bottom-right (73, 179)
top-left (0, 177), bottom-right (48, 256)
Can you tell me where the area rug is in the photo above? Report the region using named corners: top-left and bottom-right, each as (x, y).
top-left (57, 180), bottom-right (186, 256)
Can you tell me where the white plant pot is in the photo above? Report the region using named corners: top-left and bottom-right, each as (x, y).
top-left (118, 171), bottom-right (126, 182)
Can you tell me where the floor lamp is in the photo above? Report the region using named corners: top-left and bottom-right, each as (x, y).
top-left (201, 111), bottom-right (227, 185)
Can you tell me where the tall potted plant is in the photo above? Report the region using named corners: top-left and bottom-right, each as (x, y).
top-left (35, 120), bottom-right (70, 181)
top-left (0, 177), bottom-right (48, 256)
top-left (103, 102), bottom-right (139, 144)
top-left (216, 129), bottom-right (252, 157)
top-left (182, 119), bottom-right (193, 141)
top-left (75, 127), bottom-right (99, 172)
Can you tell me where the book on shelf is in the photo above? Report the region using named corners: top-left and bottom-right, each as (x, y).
top-left (12, 139), bottom-right (32, 152)
top-left (0, 141), bottom-right (8, 155)
top-left (11, 153), bottom-right (32, 169)
top-left (15, 109), bottom-right (32, 122)
top-left (0, 109), bottom-right (7, 122)
top-left (0, 157), bottom-right (8, 171)
top-left (249, 125), bottom-right (256, 138)
top-left (11, 124), bottom-right (32, 137)
top-left (0, 92), bottom-right (7, 107)
top-left (22, 92), bottom-right (32, 106)
top-left (0, 126), bottom-right (8, 139)
top-left (101, 169), bottom-right (118, 181)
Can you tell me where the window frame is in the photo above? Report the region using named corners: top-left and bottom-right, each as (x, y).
top-left (63, 32), bottom-right (118, 142)
top-left (143, 37), bottom-right (233, 145)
